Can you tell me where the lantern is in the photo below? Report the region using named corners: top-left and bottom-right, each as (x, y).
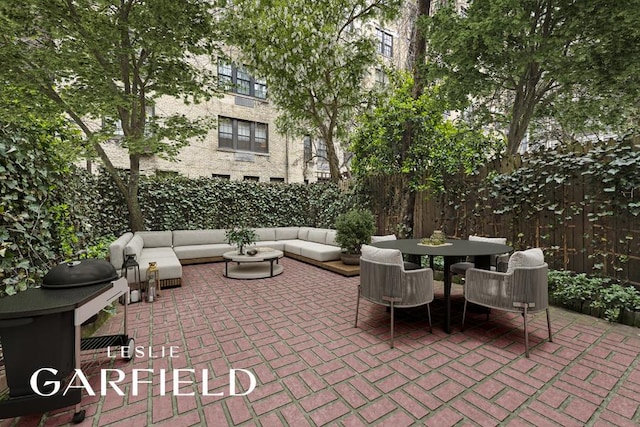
top-left (146, 262), bottom-right (160, 302)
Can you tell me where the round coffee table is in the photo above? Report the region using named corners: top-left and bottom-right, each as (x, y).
top-left (223, 249), bottom-right (284, 279)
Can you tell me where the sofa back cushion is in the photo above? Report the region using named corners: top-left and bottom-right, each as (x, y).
top-left (275, 227), bottom-right (300, 240)
top-left (254, 228), bottom-right (276, 242)
top-left (109, 232), bottom-right (133, 269)
top-left (298, 227), bottom-right (313, 240)
top-left (507, 248), bottom-right (544, 273)
top-left (469, 235), bottom-right (507, 245)
top-left (135, 231), bottom-right (173, 248)
top-left (370, 234), bottom-right (397, 243)
top-left (307, 229), bottom-right (328, 244)
top-left (172, 230), bottom-right (226, 246)
top-left (124, 235), bottom-right (144, 260)
top-left (360, 244), bottom-right (403, 266)
top-left (325, 230), bottom-right (338, 246)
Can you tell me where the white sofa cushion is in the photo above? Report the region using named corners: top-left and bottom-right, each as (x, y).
top-left (325, 230), bottom-right (338, 246)
top-left (173, 229), bottom-right (226, 246)
top-left (469, 235), bottom-right (507, 244)
top-left (370, 234), bottom-right (397, 243)
top-left (275, 227), bottom-right (300, 240)
top-left (124, 235), bottom-right (144, 260)
top-left (507, 248), bottom-right (544, 273)
top-left (299, 242), bottom-right (342, 262)
top-left (307, 229), bottom-right (327, 244)
top-left (282, 240), bottom-right (305, 255)
top-left (139, 248), bottom-right (182, 281)
top-left (360, 244), bottom-right (403, 266)
top-left (135, 231), bottom-right (173, 248)
top-left (254, 228), bottom-right (276, 242)
top-left (109, 232), bottom-right (133, 269)
top-left (173, 243), bottom-right (235, 260)
top-left (298, 227), bottom-right (313, 240)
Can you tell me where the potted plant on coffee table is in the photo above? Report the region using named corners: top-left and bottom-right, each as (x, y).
top-left (335, 208), bottom-right (376, 265)
top-left (225, 226), bottom-right (257, 255)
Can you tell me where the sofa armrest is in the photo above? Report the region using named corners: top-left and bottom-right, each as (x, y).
top-left (109, 232), bottom-right (133, 269)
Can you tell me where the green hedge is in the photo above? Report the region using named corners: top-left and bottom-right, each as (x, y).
top-left (72, 170), bottom-right (364, 237)
top-left (0, 120), bottom-right (89, 296)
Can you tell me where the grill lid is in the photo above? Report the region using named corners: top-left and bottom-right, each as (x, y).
top-left (42, 259), bottom-right (119, 289)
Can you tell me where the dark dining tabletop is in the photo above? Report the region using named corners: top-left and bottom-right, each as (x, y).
top-left (372, 239), bottom-right (512, 333)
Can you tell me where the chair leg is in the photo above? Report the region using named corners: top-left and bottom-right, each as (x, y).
top-left (354, 286), bottom-right (360, 328)
top-left (546, 308), bottom-right (553, 343)
top-left (427, 303), bottom-right (432, 333)
top-left (523, 304), bottom-right (530, 358)
top-left (461, 300), bottom-right (468, 331)
top-left (390, 302), bottom-right (395, 349)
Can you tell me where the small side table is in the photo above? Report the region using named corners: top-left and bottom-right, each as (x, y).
top-left (121, 255), bottom-right (142, 301)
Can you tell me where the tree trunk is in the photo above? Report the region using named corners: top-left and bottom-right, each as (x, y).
top-left (127, 153), bottom-right (144, 231)
top-left (325, 134), bottom-right (342, 183)
top-left (507, 63), bottom-right (543, 155)
top-left (87, 139), bottom-right (145, 232)
top-left (398, 0), bottom-right (431, 237)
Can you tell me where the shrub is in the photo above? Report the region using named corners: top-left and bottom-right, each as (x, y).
top-left (334, 209), bottom-right (376, 254)
top-left (549, 269), bottom-right (640, 322)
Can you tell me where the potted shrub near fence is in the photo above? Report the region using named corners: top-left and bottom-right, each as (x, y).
top-left (334, 208), bottom-right (375, 265)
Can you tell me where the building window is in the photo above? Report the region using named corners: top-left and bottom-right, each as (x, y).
top-left (103, 105), bottom-right (155, 138)
top-left (243, 175), bottom-right (260, 182)
top-left (316, 138), bottom-right (329, 171)
top-left (212, 173), bottom-right (230, 180)
top-left (254, 77), bottom-right (267, 99)
top-left (375, 68), bottom-right (388, 85)
top-left (218, 116), bottom-right (269, 154)
top-left (270, 177), bottom-right (285, 183)
top-left (217, 60), bottom-right (267, 99)
top-left (376, 28), bottom-right (393, 57)
top-left (303, 136), bottom-right (312, 162)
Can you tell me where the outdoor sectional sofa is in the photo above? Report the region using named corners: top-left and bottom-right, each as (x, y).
top-left (108, 227), bottom-right (343, 288)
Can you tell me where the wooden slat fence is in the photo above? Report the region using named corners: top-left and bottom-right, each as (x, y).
top-left (361, 140), bottom-right (640, 287)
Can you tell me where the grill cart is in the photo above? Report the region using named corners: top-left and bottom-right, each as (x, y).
top-left (0, 259), bottom-right (134, 423)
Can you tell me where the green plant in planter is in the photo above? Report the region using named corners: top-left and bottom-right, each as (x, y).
top-left (225, 226), bottom-right (257, 255)
top-left (334, 209), bottom-right (375, 257)
top-left (549, 271), bottom-right (602, 310)
top-left (590, 283), bottom-right (640, 322)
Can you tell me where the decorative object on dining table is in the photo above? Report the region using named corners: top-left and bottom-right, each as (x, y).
top-left (334, 208), bottom-right (376, 265)
top-left (225, 226), bottom-right (257, 255)
top-left (246, 248), bottom-right (258, 256)
top-left (419, 230), bottom-right (451, 247)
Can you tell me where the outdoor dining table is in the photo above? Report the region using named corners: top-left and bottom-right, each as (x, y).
top-left (372, 238), bottom-right (512, 334)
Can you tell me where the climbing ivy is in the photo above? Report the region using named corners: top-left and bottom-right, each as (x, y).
top-left (473, 138), bottom-right (640, 281)
top-left (0, 118), bottom-right (87, 296)
top-left (73, 171), bottom-right (363, 237)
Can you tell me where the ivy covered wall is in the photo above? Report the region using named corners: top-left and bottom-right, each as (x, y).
top-left (420, 138), bottom-right (640, 286)
top-left (70, 171), bottom-right (363, 239)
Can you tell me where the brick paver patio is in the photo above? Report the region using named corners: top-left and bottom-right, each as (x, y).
top-left (4, 258), bottom-right (640, 426)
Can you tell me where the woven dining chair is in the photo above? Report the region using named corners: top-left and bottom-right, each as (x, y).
top-left (462, 248), bottom-right (553, 357)
top-left (450, 235), bottom-right (509, 283)
top-left (355, 244), bottom-right (434, 348)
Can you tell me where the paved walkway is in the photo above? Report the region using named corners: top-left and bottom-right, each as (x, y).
top-left (4, 258), bottom-right (640, 426)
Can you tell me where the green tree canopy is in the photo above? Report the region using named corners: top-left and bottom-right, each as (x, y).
top-left (221, 0), bottom-right (402, 182)
top-left (0, 0), bottom-right (223, 231)
top-left (350, 73), bottom-right (501, 193)
top-left (425, 0), bottom-right (640, 155)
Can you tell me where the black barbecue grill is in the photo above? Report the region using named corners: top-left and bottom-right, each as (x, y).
top-left (0, 259), bottom-right (132, 424)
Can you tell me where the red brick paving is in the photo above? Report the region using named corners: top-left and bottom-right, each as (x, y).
top-left (3, 258), bottom-right (640, 426)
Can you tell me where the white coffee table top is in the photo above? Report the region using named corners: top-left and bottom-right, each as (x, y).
top-left (222, 248), bottom-right (283, 263)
